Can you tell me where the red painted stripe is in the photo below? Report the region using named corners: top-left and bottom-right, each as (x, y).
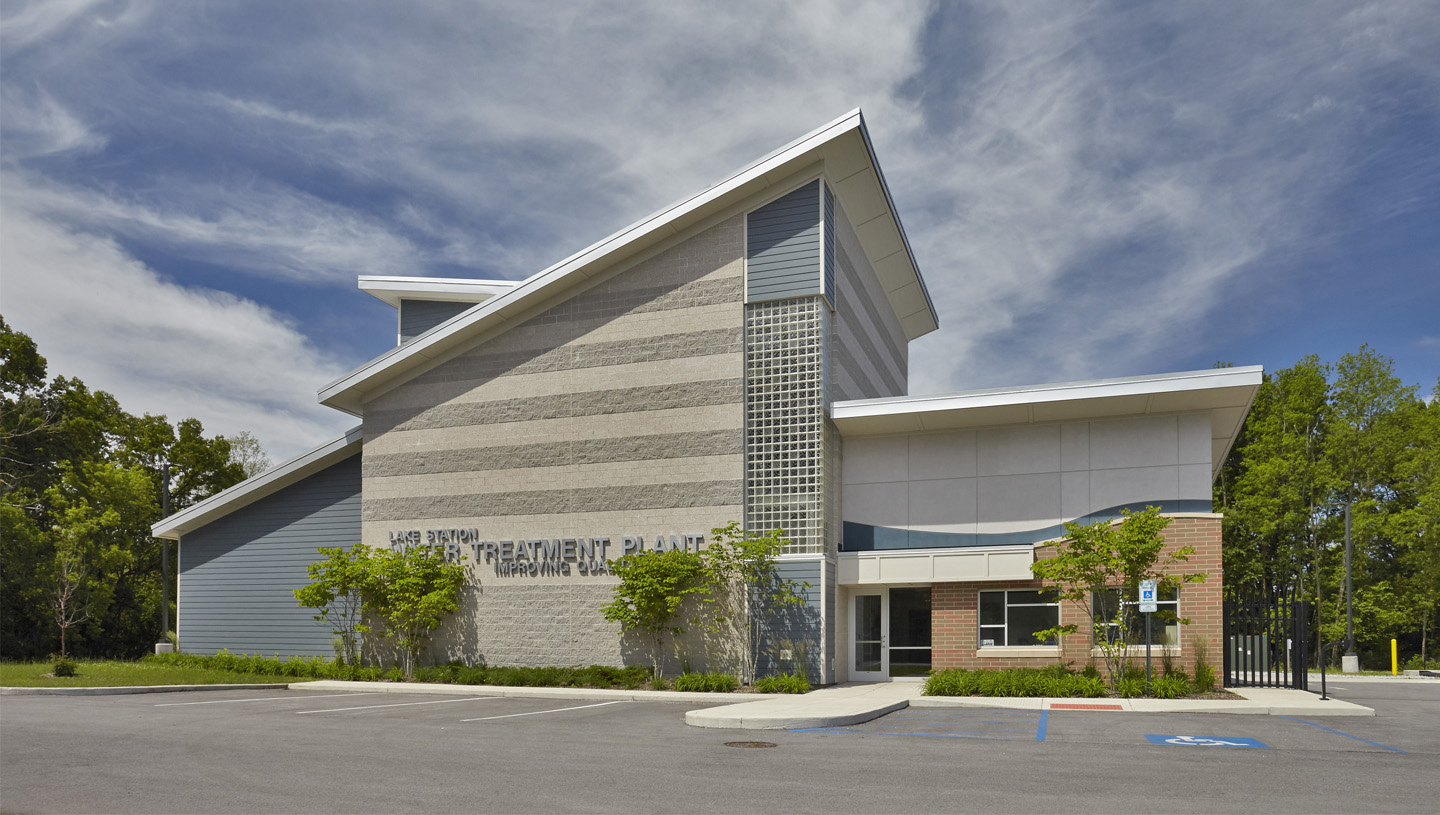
top-left (1049, 703), bottom-right (1123, 710)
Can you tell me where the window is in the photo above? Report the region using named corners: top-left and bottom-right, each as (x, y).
top-left (978, 590), bottom-right (1058, 647)
top-left (1092, 585), bottom-right (1180, 646)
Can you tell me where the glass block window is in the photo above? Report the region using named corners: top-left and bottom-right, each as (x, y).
top-left (744, 297), bottom-right (833, 555)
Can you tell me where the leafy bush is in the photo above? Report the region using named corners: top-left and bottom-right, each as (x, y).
top-left (673, 671), bottom-right (739, 693)
top-left (1080, 663), bottom-right (1101, 680)
top-left (1402, 655), bottom-right (1440, 671)
top-left (924, 668), bottom-right (1107, 698)
top-left (1193, 663), bottom-right (1216, 693)
top-left (1150, 675), bottom-right (1191, 699)
top-left (52, 657), bottom-right (78, 677)
top-left (1117, 677), bottom-right (1146, 698)
top-left (755, 672), bottom-right (810, 694)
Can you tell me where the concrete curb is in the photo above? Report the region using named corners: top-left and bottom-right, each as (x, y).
top-left (289, 679), bottom-right (741, 705)
top-left (1, 683), bottom-right (293, 697)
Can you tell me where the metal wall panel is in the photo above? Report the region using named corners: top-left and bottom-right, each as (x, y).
top-left (746, 181), bottom-right (821, 303)
top-left (178, 453), bottom-right (361, 658)
top-left (400, 299), bottom-right (472, 343)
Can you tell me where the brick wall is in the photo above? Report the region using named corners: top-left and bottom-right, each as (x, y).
top-left (932, 515), bottom-right (1223, 674)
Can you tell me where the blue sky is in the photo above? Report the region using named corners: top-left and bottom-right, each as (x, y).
top-left (3, 1), bottom-right (1437, 461)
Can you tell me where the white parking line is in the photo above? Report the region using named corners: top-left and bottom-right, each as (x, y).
top-left (295, 697), bottom-right (499, 714)
top-left (155, 692), bottom-right (382, 707)
top-left (461, 700), bottom-right (626, 722)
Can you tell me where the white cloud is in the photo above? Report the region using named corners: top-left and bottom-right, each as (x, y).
top-left (0, 207), bottom-right (355, 461)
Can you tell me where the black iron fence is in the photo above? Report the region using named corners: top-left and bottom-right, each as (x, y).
top-left (1223, 584), bottom-right (1309, 690)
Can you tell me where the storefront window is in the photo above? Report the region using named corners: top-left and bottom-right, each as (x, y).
top-left (978, 590), bottom-right (1058, 647)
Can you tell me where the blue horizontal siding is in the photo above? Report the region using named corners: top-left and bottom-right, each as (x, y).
top-left (400, 299), bottom-right (472, 343)
top-left (747, 181), bottom-right (821, 303)
top-left (756, 559), bottom-right (823, 681)
top-left (178, 453), bottom-right (361, 658)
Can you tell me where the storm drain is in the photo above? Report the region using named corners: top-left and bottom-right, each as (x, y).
top-left (724, 741), bottom-right (777, 748)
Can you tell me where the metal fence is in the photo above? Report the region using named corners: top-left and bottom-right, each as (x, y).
top-left (1223, 584), bottom-right (1309, 690)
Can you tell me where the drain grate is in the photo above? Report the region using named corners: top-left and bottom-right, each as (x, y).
top-left (724, 741), bottom-right (777, 748)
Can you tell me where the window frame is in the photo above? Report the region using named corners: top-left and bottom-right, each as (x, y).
top-left (978, 589), bottom-right (1060, 648)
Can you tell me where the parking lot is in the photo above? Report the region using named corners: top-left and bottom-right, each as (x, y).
top-left (1, 681), bottom-right (1434, 813)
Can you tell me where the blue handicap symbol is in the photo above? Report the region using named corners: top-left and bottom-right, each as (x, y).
top-left (1145, 734), bottom-right (1269, 748)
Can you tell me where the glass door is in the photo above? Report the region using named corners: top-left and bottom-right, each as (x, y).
top-left (851, 592), bottom-right (886, 681)
top-left (850, 587), bottom-right (933, 681)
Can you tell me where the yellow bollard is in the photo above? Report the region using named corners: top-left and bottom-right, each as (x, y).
top-left (1392, 639), bottom-right (1398, 675)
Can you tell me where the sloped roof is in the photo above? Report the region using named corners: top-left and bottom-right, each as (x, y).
top-left (150, 426), bottom-right (362, 540)
top-left (319, 109), bottom-right (938, 416)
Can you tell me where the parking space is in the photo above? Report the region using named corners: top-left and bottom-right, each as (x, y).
top-left (792, 707), bottom-right (1049, 741)
top-left (140, 688), bottom-right (646, 727)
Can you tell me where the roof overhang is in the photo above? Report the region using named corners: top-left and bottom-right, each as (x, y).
top-left (831, 366), bottom-right (1264, 481)
top-left (319, 109), bottom-right (937, 416)
top-left (150, 426), bottom-right (363, 540)
top-left (358, 276), bottom-right (518, 308)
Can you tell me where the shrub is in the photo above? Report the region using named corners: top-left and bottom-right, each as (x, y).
top-left (1117, 677), bottom-right (1146, 698)
top-left (755, 672), bottom-right (810, 694)
top-left (1150, 675), bottom-right (1191, 699)
top-left (52, 657), bottom-right (78, 677)
top-left (1192, 663), bottom-right (1217, 693)
top-left (673, 671), bottom-right (739, 693)
top-left (1080, 663), bottom-right (1101, 680)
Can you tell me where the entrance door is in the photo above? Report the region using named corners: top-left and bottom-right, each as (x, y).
top-left (850, 587), bottom-right (932, 681)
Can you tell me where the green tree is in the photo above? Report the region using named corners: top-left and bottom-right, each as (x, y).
top-left (364, 545), bottom-right (468, 679)
top-left (294, 545), bottom-right (374, 664)
top-left (295, 544), bottom-right (467, 677)
top-left (1216, 356), bottom-right (1331, 593)
top-left (1, 319), bottom-right (248, 659)
top-left (1030, 507), bottom-right (1207, 691)
top-left (601, 547), bottom-right (711, 681)
top-left (700, 522), bottom-right (809, 683)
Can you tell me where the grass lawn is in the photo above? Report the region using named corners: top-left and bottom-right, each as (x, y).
top-left (0, 660), bottom-right (314, 688)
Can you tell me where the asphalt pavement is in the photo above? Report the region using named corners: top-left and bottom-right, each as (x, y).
top-left (1, 678), bottom-right (1434, 813)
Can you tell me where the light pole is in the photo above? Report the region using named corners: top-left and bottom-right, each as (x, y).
top-left (158, 461), bottom-right (172, 652)
top-left (1342, 500), bottom-right (1359, 673)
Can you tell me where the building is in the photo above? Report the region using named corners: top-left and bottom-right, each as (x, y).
top-left (152, 110), bottom-right (1261, 683)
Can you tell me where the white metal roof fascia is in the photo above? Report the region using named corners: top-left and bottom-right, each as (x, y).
top-left (150, 426), bottom-right (362, 540)
top-left (318, 109), bottom-right (935, 416)
top-left (832, 366), bottom-right (1263, 421)
top-left (358, 276), bottom-right (519, 308)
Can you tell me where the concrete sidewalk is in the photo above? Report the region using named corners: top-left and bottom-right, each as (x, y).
top-left (684, 682), bottom-right (1375, 730)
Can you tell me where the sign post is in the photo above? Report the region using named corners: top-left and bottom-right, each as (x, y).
top-left (1139, 579), bottom-right (1158, 694)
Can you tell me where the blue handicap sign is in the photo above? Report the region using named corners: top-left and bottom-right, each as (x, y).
top-left (1145, 735), bottom-right (1269, 748)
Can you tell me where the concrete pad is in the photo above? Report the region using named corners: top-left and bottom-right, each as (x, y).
top-left (1231, 687), bottom-right (1375, 716)
top-left (685, 682), bottom-right (921, 730)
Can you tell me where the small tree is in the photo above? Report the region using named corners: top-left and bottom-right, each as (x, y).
top-left (701, 523), bottom-right (809, 684)
top-left (601, 548), bottom-right (711, 681)
top-left (296, 544), bottom-right (467, 678)
top-left (294, 545), bottom-right (373, 665)
top-left (51, 531), bottom-right (91, 657)
top-left (1030, 507), bottom-right (1206, 691)
top-left (364, 546), bottom-right (468, 679)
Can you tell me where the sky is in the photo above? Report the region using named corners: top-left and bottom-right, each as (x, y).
top-left (3, 0), bottom-right (1438, 463)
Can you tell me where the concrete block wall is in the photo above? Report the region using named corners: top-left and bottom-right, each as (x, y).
top-left (930, 515), bottom-right (1223, 676)
top-left (362, 216), bottom-right (749, 669)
